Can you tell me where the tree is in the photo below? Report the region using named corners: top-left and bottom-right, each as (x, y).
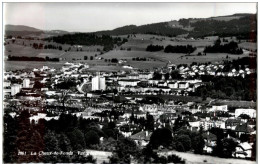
top-left (67, 129), bottom-right (86, 150)
top-left (149, 128), bottom-right (173, 149)
top-left (43, 130), bottom-right (61, 162)
top-left (84, 56), bottom-right (88, 60)
top-left (90, 56), bottom-right (94, 60)
top-left (110, 137), bottom-right (141, 164)
top-left (3, 113), bottom-right (18, 163)
top-left (238, 114), bottom-right (251, 119)
top-left (85, 130), bottom-right (100, 146)
top-left (192, 126), bottom-right (205, 154)
top-left (175, 134), bottom-right (191, 152)
top-left (222, 138), bottom-right (238, 158)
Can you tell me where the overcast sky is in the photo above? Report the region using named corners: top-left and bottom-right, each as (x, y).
top-left (4, 3), bottom-right (257, 32)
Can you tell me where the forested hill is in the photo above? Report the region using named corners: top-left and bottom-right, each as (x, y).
top-left (187, 14), bottom-right (257, 40)
top-left (94, 14), bottom-right (256, 40)
top-left (95, 22), bottom-right (188, 37)
top-left (44, 33), bottom-right (128, 51)
top-left (6, 13), bottom-right (256, 40)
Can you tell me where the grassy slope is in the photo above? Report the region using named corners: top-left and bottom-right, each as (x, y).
top-left (4, 34), bottom-right (252, 71)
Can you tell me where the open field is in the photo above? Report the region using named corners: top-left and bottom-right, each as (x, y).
top-left (4, 61), bottom-right (67, 71)
top-left (4, 38), bottom-right (103, 54)
top-left (118, 34), bottom-right (215, 51)
top-left (4, 35), bottom-right (253, 71)
top-left (238, 42), bottom-right (257, 51)
top-left (159, 150), bottom-right (256, 164)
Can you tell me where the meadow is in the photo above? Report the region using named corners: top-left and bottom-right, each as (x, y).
top-left (4, 34), bottom-right (253, 71)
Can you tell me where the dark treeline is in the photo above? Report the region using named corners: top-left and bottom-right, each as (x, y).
top-left (188, 14), bottom-right (257, 41)
top-left (146, 44), bottom-right (164, 52)
top-left (192, 75), bottom-right (256, 101)
top-left (45, 33), bottom-right (128, 52)
top-left (204, 40), bottom-right (243, 54)
top-left (222, 56), bottom-right (257, 71)
top-left (95, 22), bottom-right (188, 37)
top-left (8, 55), bottom-right (59, 62)
top-left (44, 44), bottom-right (63, 50)
top-left (164, 45), bottom-right (196, 53)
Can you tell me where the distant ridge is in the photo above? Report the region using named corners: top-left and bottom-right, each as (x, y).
top-left (5, 13), bottom-right (256, 40)
top-left (5, 24), bottom-right (42, 32)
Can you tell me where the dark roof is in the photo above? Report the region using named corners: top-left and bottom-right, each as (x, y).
top-left (235, 123), bottom-right (253, 133)
top-left (202, 132), bottom-right (217, 141)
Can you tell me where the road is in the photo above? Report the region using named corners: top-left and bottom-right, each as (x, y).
top-left (158, 150), bottom-right (256, 164)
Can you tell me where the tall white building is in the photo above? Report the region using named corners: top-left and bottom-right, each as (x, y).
top-left (23, 78), bottom-right (30, 88)
top-left (11, 84), bottom-right (22, 96)
top-left (92, 74), bottom-right (106, 91)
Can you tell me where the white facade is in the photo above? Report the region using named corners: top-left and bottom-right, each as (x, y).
top-left (92, 75), bottom-right (106, 91)
top-left (210, 105), bottom-right (228, 112)
top-left (178, 82), bottom-right (189, 89)
top-left (235, 109), bottom-right (256, 118)
top-left (118, 80), bottom-right (139, 87)
top-left (23, 78), bottom-right (30, 88)
top-left (168, 82), bottom-right (178, 89)
top-left (11, 84), bottom-right (21, 96)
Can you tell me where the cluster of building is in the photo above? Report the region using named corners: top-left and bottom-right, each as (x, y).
top-left (3, 61), bottom-right (256, 160)
top-left (178, 63), bottom-right (252, 78)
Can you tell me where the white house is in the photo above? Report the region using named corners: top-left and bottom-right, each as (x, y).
top-left (235, 109), bottom-right (256, 118)
top-left (234, 142), bottom-right (252, 159)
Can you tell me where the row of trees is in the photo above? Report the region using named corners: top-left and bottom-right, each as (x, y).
top-left (146, 44), bottom-right (197, 54)
top-left (146, 44), bottom-right (164, 52)
top-left (164, 45), bottom-right (197, 53)
top-left (7, 55), bottom-right (59, 62)
top-left (45, 33), bottom-right (128, 52)
top-left (204, 40), bottom-right (243, 54)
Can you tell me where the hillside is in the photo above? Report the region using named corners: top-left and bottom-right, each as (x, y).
top-left (5, 25), bottom-right (69, 38)
top-left (95, 13), bottom-right (256, 40)
top-left (5, 13), bottom-right (257, 41)
top-left (5, 24), bottom-right (42, 32)
top-left (95, 22), bottom-right (188, 37)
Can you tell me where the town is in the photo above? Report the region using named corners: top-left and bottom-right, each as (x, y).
top-left (3, 58), bottom-right (256, 163)
top-left (3, 2), bottom-right (257, 163)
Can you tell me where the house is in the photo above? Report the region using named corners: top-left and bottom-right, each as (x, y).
top-left (168, 82), bottom-right (178, 89)
top-left (235, 123), bottom-right (254, 137)
top-left (225, 119), bottom-right (242, 130)
top-left (234, 142), bottom-right (252, 159)
top-left (130, 130), bottom-right (152, 147)
top-left (178, 82), bottom-right (189, 89)
top-left (158, 82), bottom-right (167, 87)
top-left (202, 132), bottom-right (217, 154)
top-left (118, 79), bottom-right (140, 87)
top-left (139, 73), bottom-right (153, 80)
top-left (235, 109), bottom-right (256, 118)
top-left (209, 103), bottom-right (228, 112)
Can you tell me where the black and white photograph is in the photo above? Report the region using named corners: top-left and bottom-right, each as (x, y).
top-left (2, 2), bottom-right (257, 164)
